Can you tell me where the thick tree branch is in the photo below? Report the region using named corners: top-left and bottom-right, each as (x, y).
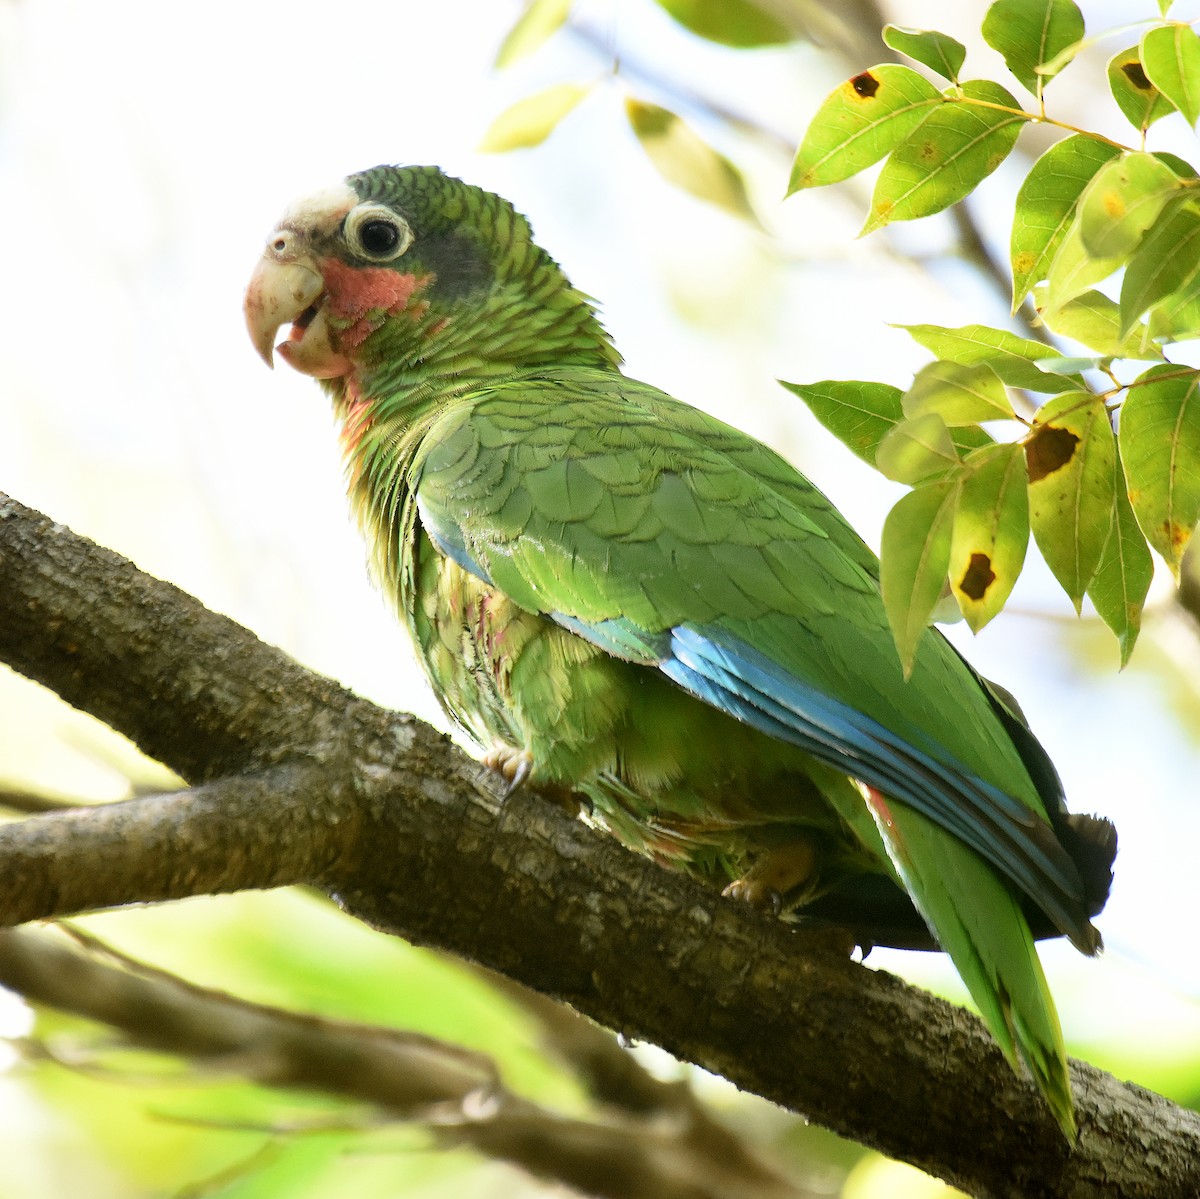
top-left (1, 493), bottom-right (1197, 1199)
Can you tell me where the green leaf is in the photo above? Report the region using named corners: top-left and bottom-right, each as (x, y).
top-left (1036, 288), bottom-right (1161, 358)
top-left (788, 65), bottom-right (942, 193)
top-left (881, 479), bottom-right (960, 676)
top-left (882, 25), bottom-right (966, 82)
top-left (982, 0), bottom-right (1085, 95)
top-left (903, 360), bottom-right (1015, 424)
top-left (655, 0), bottom-right (795, 47)
top-left (1011, 135), bottom-right (1122, 310)
top-left (899, 323), bottom-right (1083, 392)
top-left (1118, 363), bottom-right (1200, 575)
top-left (876, 413), bottom-right (963, 484)
top-left (1087, 451), bottom-right (1154, 667)
top-left (1041, 215), bottom-right (1123, 313)
top-left (1076, 151), bottom-right (1184, 258)
top-left (1140, 24), bottom-right (1200, 126)
top-left (1025, 391), bottom-right (1116, 609)
top-left (625, 99), bottom-right (757, 220)
top-left (479, 82), bottom-right (591, 151)
top-left (494, 0), bottom-right (571, 68)
top-left (1159, 0), bottom-right (1175, 14)
top-left (776, 379), bottom-right (904, 466)
top-left (949, 443), bottom-right (1030, 631)
top-left (1119, 198), bottom-right (1200, 334)
top-left (1147, 280), bottom-right (1200, 341)
top-left (1108, 45), bottom-right (1177, 130)
top-left (862, 80), bottom-right (1026, 233)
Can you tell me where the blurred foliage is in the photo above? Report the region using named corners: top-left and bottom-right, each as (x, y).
top-left (3, 0), bottom-right (1200, 1197)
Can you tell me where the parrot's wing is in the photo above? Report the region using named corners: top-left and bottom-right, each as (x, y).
top-left (412, 370), bottom-right (1086, 1136)
top-left (412, 371), bottom-right (1090, 941)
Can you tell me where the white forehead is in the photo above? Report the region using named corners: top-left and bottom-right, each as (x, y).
top-left (276, 181), bottom-right (359, 234)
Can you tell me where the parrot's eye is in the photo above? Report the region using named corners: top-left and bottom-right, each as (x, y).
top-left (345, 204), bottom-right (413, 262)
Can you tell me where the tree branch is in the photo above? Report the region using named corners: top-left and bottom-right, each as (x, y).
top-left (1, 492), bottom-right (1197, 1199)
top-left (1, 926), bottom-right (802, 1199)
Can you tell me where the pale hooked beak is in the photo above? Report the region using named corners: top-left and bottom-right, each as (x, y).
top-left (244, 252), bottom-right (324, 369)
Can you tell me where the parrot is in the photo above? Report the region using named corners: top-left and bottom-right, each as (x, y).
top-left (244, 164), bottom-right (1116, 1139)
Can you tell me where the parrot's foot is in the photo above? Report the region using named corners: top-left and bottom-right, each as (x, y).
top-left (723, 838), bottom-right (818, 918)
top-left (483, 745), bottom-right (534, 795)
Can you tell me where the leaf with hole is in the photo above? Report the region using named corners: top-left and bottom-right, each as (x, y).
top-left (1140, 23), bottom-right (1200, 126)
top-left (949, 444), bottom-right (1030, 632)
top-left (788, 65), bottom-right (942, 193)
top-left (881, 479), bottom-right (960, 676)
top-left (982, 0), bottom-right (1085, 95)
top-left (883, 25), bottom-right (966, 82)
top-left (862, 80), bottom-right (1025, 233)
top-left (1108, 45), bottom-right (1177, 130)
top-left (1118, 363), bottom-right (1200, 575)
top-left (1025, 392), bottom-right (1116, 609)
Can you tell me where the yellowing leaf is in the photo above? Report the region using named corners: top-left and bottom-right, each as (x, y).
top-left (1036, 288), bottom-right (1161, 358)
top-left (1011, 135), bottom-right (1122, 310)
top-left (479, 83), bottom-right (591, 152)
top-left (881, 480), bottom-right (960, 676)
top-left (903, 360), bottom-right (1014, 425)
top-left (1140, 23), bottom-right (1200, 126)
top-left (1118, 363), bottom-right (1200, 574)
top-left (625, 98), bottom-right (757, 221)
top-left (862, 80), bottom-right (1026, 234)
top-left (1041, 215), bottom-right (1123, 314)
top-left (788, 64), bottom-right (942, 193)
top-left (1025, 392), bottom-right (1116, 609)
top-left (1076, 152), bottom-right (1184, 259)
top-left (876, 413), bottom-right (962, 484)
top-left (1088, 450), bottom-right (1154, 667)
top-left (494, 0), bottom-right (572, 68)
top-left (949, 443), bottom-right (1030, 631)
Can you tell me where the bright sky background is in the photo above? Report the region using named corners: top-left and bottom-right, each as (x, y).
top-left (1, 0), bottom-right (1198, 1096)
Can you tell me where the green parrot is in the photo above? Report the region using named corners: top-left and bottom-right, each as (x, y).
top-left (245, 164), bottom-right (1116, 1138)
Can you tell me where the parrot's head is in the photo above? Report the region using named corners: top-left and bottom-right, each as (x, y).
top-left (244, 164), bottom-right (619, 389)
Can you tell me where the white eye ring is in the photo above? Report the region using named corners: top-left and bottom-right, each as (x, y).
top-left (344, 204), bottom-right (414, 261)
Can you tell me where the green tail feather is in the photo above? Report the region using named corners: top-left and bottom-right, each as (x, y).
top-left (881, 803), bottom-right (1076, 1140)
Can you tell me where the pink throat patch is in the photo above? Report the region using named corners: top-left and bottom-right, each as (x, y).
top-left (319, 258), bottom-right (431, 349)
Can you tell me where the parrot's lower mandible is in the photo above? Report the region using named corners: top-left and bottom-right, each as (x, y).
top-left (244, 165), bottom-right (1117, 1139)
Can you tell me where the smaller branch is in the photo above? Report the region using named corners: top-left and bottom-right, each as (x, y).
top-left (477, 968), bottom-right (808, 1197)
top-left (0, 767), bottom-right (351, 926)
top-left (0, 788), bottom-right (90, 815)
top-left (0, 927), bottom-right (807, 1199)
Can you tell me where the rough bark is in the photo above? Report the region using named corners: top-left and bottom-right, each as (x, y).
top-left (1, 492), bottom-right (1197, 1199)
